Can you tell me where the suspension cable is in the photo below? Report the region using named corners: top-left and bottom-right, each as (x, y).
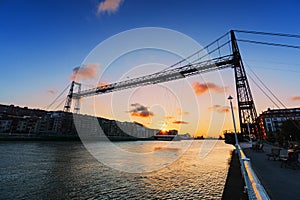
top-left (161, 31), bottom-right (230, 72)
top-left (53, 98), bottom-right (67, 111)
top-left (246, 64), bottom-right (300, 131)
top-left (44, 83), bottom-right (70, 110)
top-left (190, 40), bottom-right (231, 64)
top-left (247, 74), bottom-right (281, 108)
top-left (246, 64), bottom-right (287, 108)
top-left (234, 29), bottom-right (300, 39)
top-left (238, 39), bottom-right (300, 50)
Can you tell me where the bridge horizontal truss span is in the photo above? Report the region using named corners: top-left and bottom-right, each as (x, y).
top-left (65, 30), bottom-right (265, 138)
top-left (74, 55), bottom-right (234, 98)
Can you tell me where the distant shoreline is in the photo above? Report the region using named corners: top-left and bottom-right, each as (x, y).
top-left (0, 134), bottom-right (80, 141)
top-left (0, 133), bottom-right (218, 142)
top-left (0, 133), bottom-right (154, 142)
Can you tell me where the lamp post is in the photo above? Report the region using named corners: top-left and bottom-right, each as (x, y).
top-left (228, 95), bottom-right (238, 146)
top-left (247, 119), bottom-right (252, 143)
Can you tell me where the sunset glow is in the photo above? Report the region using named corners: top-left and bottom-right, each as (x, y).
top-left (1, 1), bottom-right (300, 138)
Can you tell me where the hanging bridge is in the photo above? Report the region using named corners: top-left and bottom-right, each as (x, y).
top-left (54, 30), bottom-right (300, 138)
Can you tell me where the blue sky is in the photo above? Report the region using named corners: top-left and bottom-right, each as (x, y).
top-left (1, 0), bottom-right (300, 136)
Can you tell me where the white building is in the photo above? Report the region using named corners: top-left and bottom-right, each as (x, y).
top-left (258, 108), bottom-right (300, 136)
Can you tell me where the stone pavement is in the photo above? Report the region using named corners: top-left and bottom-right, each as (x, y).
top-left (243, 143), bottom-right (300, 200)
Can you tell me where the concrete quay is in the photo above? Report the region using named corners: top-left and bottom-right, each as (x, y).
top-left (243, 143), bottom-right (300, 200)
top-left (222, 149), bottom-right (248, 200)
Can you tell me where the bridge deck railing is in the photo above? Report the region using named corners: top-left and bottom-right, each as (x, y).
top-left (236, 144), bottom-right (270, 200)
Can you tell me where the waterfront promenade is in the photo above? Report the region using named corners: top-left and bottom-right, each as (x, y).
top-left (243, 143), bottom-right (300, 200)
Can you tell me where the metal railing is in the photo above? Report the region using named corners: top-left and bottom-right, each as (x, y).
top-left (235, 144), bottom-right (270, 200)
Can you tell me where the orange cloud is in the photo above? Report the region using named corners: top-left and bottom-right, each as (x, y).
top-left (176, 108), bottom-right (189, 116)
top-left (208, 105), bottom-right (230, 113)
top-left (69, 63), bottom-right (99, 81)
top-left (97, 81), bottom-right (110, 87)
top-left (129, 103), bottom-right (154, 118)
top-left (47, 89), bottom-right (56, 94)
top-left (97, 0), bottom-right (124, 15)
top-left (192, 82), bottom-right (227, 95)
top-left (165, 116), bottom-right (175, 120)
top-left (292, 96), bottom-right (300, 101)
top-left (172, 120), bottom-right (189, 125)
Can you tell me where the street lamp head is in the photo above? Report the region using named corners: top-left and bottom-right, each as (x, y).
top-left (228, 95), bottom-right (233, 100)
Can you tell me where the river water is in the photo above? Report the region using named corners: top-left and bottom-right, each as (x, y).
top-left (0, 140), bottom-right (234, 199)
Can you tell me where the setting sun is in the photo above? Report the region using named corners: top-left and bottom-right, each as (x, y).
top-left (160, 128), bottom-right (168, 134)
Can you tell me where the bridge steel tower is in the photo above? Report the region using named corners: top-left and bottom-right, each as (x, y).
top-left (230, 30), bottom-right (259, 138)
top-left (63, 81), bottom-right (81, 113)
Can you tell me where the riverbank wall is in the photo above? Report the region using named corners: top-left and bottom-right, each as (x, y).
top-left (222, 149), bottom-right (248, 200)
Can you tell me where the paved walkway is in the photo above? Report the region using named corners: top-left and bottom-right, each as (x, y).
top-left (243, 143), bottom-right (300, 200)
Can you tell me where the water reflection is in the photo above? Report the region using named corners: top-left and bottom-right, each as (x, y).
top-left (0, 140), bottom-right (234, 199)
top-left (84, 140), bottom-right (194, 173)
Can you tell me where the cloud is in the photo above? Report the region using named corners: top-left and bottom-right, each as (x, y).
top-left (192, 82), bottom-right (228, 95)
top-left (176, 108), bottom-right (189, 116)
top-left (292, 96), bottom-right (300, 101)
top-left (47, 89), bottom-right (56, 94)
top-left (208, 105), bottom-right (231, 113)
top-left (129, 103), bottom-right (154, 118)
top-left (172, 120), bottom-right (189, 125)
top-left (165, 116), bottom-right (175, 120)
top-left (69, 63), bottom-right (99, 81)
top-left (97, 0), bottom-right (124, 15)
top-left (97, 81), bottom-right (109, 87)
